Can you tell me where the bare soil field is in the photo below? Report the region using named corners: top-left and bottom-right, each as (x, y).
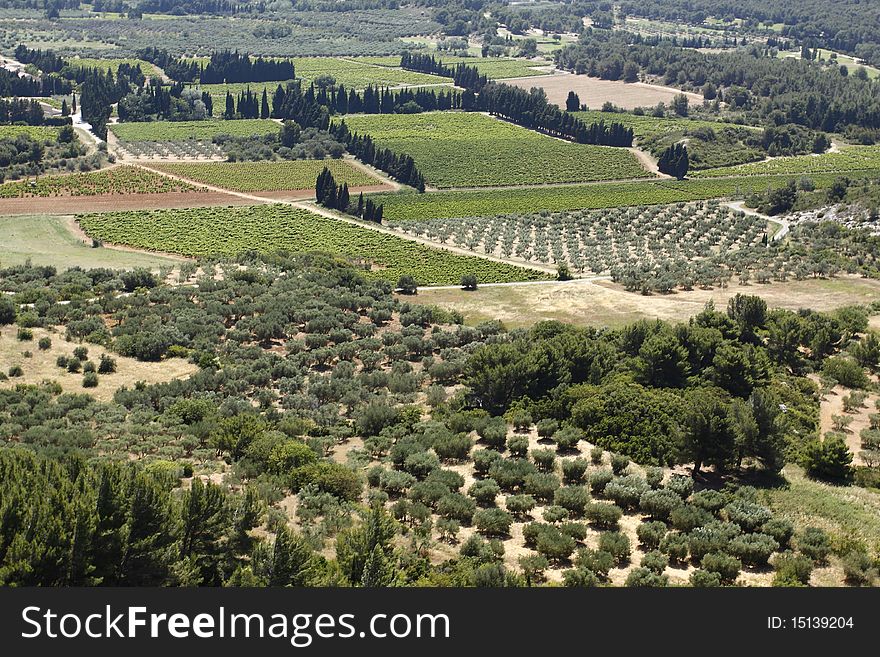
top-left (410, 276), bottom-right (880, 329)
top-left (505, 72), bottom-right (704, 110)
top-left (0, 326), bottom-right (198, 402)
top-left (0, 191), bottom-right (250, 214)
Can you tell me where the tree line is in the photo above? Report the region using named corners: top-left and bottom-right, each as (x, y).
top-left (199, 50), bottom-right (295, 84)
top-left (0, 98), bottom-right (70, 126)
top-left (330, 120), bottom-right (426, 192)
top-left (479, 83), bottom-right (634, 147)
top-left (554, 30), bottom-right (880, 138)
top-left (315, 166), bottom-right (385, 222)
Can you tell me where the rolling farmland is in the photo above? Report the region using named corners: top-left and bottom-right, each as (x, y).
top-left (77, 204), bottom-right (548, 285)
top-left (110, 119), bottom-right (281, 143)
top-left (341, 111), bottom-right (651, 187)
top-left (149, 159), bottom-right (381, 192)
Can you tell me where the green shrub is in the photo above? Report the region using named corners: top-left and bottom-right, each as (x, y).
top-left (690, 569), bottom-right (723, 587)
top-left (472, 448), bottom-right (503, 477)
top-left (841, 550), bottom-right (877, 586)
top-left (507, 435), bottom-right (529, 457)
top-left (524, 472), bottom-right (560, 503)
top-left (562, 567), bottom-right (599, 587)
top-left (553, 426), bottom-right (583, 452)
top-left (73, 345), bottom-right (89, 361)
top-left (590, 446), bottom-right (604, 464)
top-left (536, 418), bottom-right (558, 439)
top-left (802, 436), bottom-right (854, 482)
top-left (553, 485), bottom-right (589, 516)
top-left (761, 518), bottom-right (794, 550)
top-left (660, 533), bottom-right (689, 564)
top-left (637, 520), bottom-right (667, 550)
top-left (468, 478), bottom-right (501, 506)
top-left (473, 508), bottom-right (513, 537)
top-left (728, 533), bottom-right (780, 567)
top-left (66, 357), bottom-right (82, 373)
top-left (8, 365), bottom-right (23, 377)
top-left (640, 489), bottom-right (684, 521)
top-left (584, 502), bottom-right (622, 529)
top-left (16, 327), bottom-right (33, 341)
top-left (478, 417), bottom-right (508, 449)
top-left (589, 469), bottom-right (613, 495)
top-left (645, 466), bottom-right (664, 489)
top-left (542, 505), bottom-right (570, 523)
top-left (797, 527), bottom-right (832, 563)
top-left (772, 552), bottom-right (813, 586)
top-left (37, 337), bottom-right (51, 350)
top-left (625, 567), bottom-right (668, 587)
top-left (724, 499), bottom-right (773, 532)
top-left (701, 552), bottom-right (742, 585)
top-left (641, 550), bottom-right (669, 575)
top-left (666, 474), bottom-right (694, 499)
top-left (561, 457), bottom-right (588, 484)
top-left (670, 504), bottom-right (713, 532)
top-left (610, 454), bottom-right (630, 475)
top-left (505, 494), bottom-right (536, 518)
top-left (598, 531), bottom-right (631, 565)
top-left (575, 548), bottom-right (614, 580)
top-left (530, 448), bottom-right (556, 473)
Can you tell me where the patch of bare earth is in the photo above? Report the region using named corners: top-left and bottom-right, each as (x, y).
top-left (0, 326), bottom-right (198, 402)
top-left (816, 383), bottom-right (878, 466)
top-left (0, 191), bottom-right (252, 214)
top-left (505, 72), bottom-right (703, 110)
top-left (411, 276), bottom-right (880, 329)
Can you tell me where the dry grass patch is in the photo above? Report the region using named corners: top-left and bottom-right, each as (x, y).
top-left (0, 326), bottom-right (197, 402)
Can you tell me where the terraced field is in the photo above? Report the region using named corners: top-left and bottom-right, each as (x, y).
top-left (77, 204), bottom-right (548, 285)
top-left (110, 119), bottom-right (280, 143)
top-left (0, 166), bottom-right (201, 198)
top-left (693, 145), bottom-right (880, 177)
top-left (342, 111), bottom-right (651, 187)
top-left (150, 159), bottom-right (381, 192)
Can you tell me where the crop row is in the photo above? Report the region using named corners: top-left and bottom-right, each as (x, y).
top-left (110, 119), bottom-right (280, 143)
top-left (343, 111), bottom-right (650, 187)
top-left (0, 165), bottom-right (202, 198)
top-left (375, 171), bottom-right (880, 222)
top-left (0, 125), bottom-right (58, 141)
top-left (386, 201), bottom-right (765, 274)
top-left (150, 159), bottom-right (381, 192)
top-left (692, 145), bottom-right (880, 177)
top-left (77, 204), bottom-right (548, 285)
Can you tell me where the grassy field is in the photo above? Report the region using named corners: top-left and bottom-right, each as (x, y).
top-left (764, 465), bottom-right (880, 556)
top-left (294, 57), bottom-right (449, 88)
top-left (693, 145), bottom-right (880, 177)
top-left (65, 56), bottom-right (160, 77)
top-left (572, 110), bottom-right (758, 141)
top-left (341, 111), bottom-right (650, 187)
top-left (410, 276), bottom-right (880, 329)
top-left (77, 204), bottom-right (548, 285)
top-left (0, 214), bottom-right (184, 271)
top-left (0, 166), bottom-right (200, 198)
top-left (149, 159), bottom-right (380, 192)
top-left (375, 171), bottom-right (879, 221)
top-left (433, 55), bottom-right (553, 78)
top-left (0, 125), bottom-right (58, 141)
top-left (110, 119), bottom-right (280, 142)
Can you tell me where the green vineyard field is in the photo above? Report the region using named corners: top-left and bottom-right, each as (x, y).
top-left (692, 145), bottom-right (880, 177)
top-left (0, 166), bottom-right (202, 198)
top-left (110, 119), bottom-right (280, 142)
top-left (150, 159), bottom-right (380, 192)
top-left (77, 204), bottom-right (548, 285)
top-left (342, 111), bottom-right (651, 187)
top-left (376, 171), bottom-right (878, 221)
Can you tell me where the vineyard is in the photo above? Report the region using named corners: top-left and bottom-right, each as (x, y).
top-left (294, 57), bottom-right (449, 88)
top-left (65, 57), bottom-right (160, 77)
top-left (433, 55), bottom-right (554, 78)
top-left (77, 204), bottom-right (548, 285)
top-left (342, 111), bottom-right (651, 188)
top-left (693, 145), bottom-right (880, 177)
top-left (0, 165), bottom-right (202, 198)
top-left (110, 119), bottom-right (280, 143)
top-left (385, 201), bottom-right (766, 274)
top-left (150, 159), bottom-right (380, 192)
top-left (0, 125), bottom-right (58, 141)
top-left (375, 171), bottom-right (880, 221)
